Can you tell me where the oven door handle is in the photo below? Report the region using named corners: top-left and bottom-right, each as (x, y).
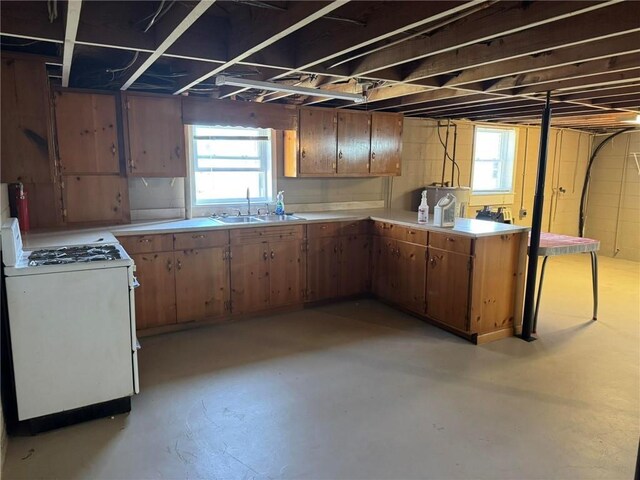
top-left (132, 277), bottom-right (140, 289)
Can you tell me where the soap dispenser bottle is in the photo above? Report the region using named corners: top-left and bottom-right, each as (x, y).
top-left (417, 190), bottom-right (428, 224)
top-left (274, 191), bottom-right (285, 215)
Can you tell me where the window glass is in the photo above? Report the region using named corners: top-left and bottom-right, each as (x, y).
top-left (190, 126), bottom-right (273, 205)
top-left (471, 127), bottom-right (516, 193)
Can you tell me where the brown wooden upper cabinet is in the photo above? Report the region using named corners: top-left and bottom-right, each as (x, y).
top-left (298, 107), bottom-right (338, 176)
top-left (337, 110), bottom-right (371, 175)
top-left (53, 90), bottom-right (120, 175)
top-left (122, 93), bottom-right (186, 177)
top-left (370, 112), bottom-right (403, 175)
top-left (284, 108), bottom-right (402, 177)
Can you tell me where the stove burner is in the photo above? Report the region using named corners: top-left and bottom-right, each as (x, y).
top-left (28, 245), bottom-right (122, 266)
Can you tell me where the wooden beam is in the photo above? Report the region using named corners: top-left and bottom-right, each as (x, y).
top-left (558, 84), bottom-right (640, 102)
top-left (441, 33), bottom-right (640, 88)
top-left (173, 1), bottom-right (349, 95)
top-left (120, 1), bottom-right (215, 90)
top-left (479, 52), bottom-right (640, 93)
top-left (293, 1), bottom-right (485, 75)
top-left (350, 1), bottom-right (620, 77)
top-left (514, 69), bottom-right (640, 95)
top-left (61, 0), bottom-right (82, 87)
top-left (402, 2), bottom-right (640, 84)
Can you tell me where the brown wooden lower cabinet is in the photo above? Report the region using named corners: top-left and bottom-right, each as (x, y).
top-left (175, 247), bottom-right (230, 323)
top-left (230, 239), bottom-right (304, 314)
top-left (131, 251), bottom-right (177, 330)
top-left (426, 248), bottom-right (471, 331)
top-left (372, 237), bottom-right (426, 315)
top-left (307, 231), bottom-right (370, 302)
top-left (122, 223), bottom-right (525, 344)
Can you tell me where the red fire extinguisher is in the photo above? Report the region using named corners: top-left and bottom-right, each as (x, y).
top-left (8, 182), bottom-right (30, 233)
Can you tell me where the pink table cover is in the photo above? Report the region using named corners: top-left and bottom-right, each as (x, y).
top-left (529, 232), bottom-right (600, 257)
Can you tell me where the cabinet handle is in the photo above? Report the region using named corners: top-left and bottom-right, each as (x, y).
top-left (176, 259), bottom-right (182, 271)
top-left (263, 251), bottom-right (268, 260)
top-left (371, 152), bottom-right (376, 160)
top-left (270, 251), bottom-right (275, 259)
top-left (338, 150), bottom-right (343, 159)
top-left (301, 149), bottom-right (306, 158)
top-left (175, 146), bottom-right (181, 158)
top-left (333, 245), bottom-right (338, 254)
top-left (167, 260), bottom-right (173, 272)
top-left (192, 234), bottom-right (205, 239)
top-left (429, 257), bottom-right (437, 267)
top-left (446, 237), bottom-right (455, 242)
top-left (111, 143), bottom-right (116, 155)
top-left (139, 238), bottom-right (152, 243)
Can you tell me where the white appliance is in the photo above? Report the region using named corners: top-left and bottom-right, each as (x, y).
top-left (1, 218), bottom-right (139, 424)
top-left (425, 186), bottom-right (470, 218)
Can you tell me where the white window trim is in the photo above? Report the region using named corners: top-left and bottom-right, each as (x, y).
top-left (470, 125), bottom-right (517, 195)
top-left (185, 125), bottom-right (277, 218)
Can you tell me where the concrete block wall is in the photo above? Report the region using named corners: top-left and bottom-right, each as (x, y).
top-left (585, 130), bottom-right (640, 261)
top-left (393, 118), bottom-right (592, 236)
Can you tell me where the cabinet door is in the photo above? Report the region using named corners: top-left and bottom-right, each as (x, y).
top-left (132, 252), bottom-right (177, 330)
top-left (307, 237), bottom-right (339, 302)
top-left (175, 247), bottom-right (230, 323)
top-left (372, 236), bottom-right (395, 301)
top-left (339, 234), bottom-right (370, 297)
top-left (426, 249), bottom-right (471, 332)
top-left (298, 108), bottom-right (337, 175)
top-left (1, 56), bottom-right (52, 184)
top-left (269, 240), bottom-right (304, 308)
top-left (230, 243), bottom-right (270, 314)
top-left (124, 94), bottom-right (186, 177)
top-left (337, 111), bottom-right (371, 174)
top-left (63, 175), bottom-right (129, 224)
top-left (370, 113), bottom-right (402, 175)
top-left (396, 241), bottom-right (427, 315)
top-left (54, 91), bottom-right (120, 174)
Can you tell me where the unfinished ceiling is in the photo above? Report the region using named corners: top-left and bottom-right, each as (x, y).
top-left (1, 0), bottom-right (639, 131)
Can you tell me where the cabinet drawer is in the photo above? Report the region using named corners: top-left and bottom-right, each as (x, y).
top-left (174, 230), bottom-right (229, 250)
top-left (372, 221), bottom-right (427, 244)
top-left (429, 232), bottom-right (472, 255)
top-left (339, 220), bottom-right (370, 236)
top-left (307, 222), bottom-right (341, 238)
top-left (230, 225), bottom-right (304, 245)
top-left (118, 234), bottom-right (174, 254)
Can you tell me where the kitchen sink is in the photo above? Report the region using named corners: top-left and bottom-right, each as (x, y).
top-left (211, 214), bottom-right (305, 224)
top-left (212, 216), bottom-right (265, 224)
top-left (255, 214), bottom-right (305, 222)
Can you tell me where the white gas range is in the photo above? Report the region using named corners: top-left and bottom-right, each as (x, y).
top-left (1, 218), bottom-right (139, 432)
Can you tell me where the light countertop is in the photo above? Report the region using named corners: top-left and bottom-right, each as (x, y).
top-left (20, 209), bottom-right (529, 249)
top-left (111, 209), bottom-right (529, 238)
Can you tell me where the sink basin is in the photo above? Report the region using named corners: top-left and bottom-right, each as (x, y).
top-left (255, 214), bottom-right (305, 222)
top-left (212, 216), bottom-right (265, 224)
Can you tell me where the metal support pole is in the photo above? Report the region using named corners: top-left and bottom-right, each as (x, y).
top-left (521, 91), bottom-right (552, 341)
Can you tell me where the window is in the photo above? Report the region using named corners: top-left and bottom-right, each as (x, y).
top-left (471, 127), bottom-right (516, 193)
top-left (190, 125), bottom-right (273, 205)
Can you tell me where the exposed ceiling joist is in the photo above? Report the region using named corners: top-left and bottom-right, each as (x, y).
top-left (173, 1), bottom-right (350, 95)
top-left (350, 0), bottom-right (620, 78)
top-left (62, 0), bottom-right (82, 87)
top-left (120, 1), bottom-right (215, 90)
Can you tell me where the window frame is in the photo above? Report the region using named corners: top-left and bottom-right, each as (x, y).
top-left (187, 125), bottom-right (275, 208)
top-left (470, 125), bottom-right (517, 195)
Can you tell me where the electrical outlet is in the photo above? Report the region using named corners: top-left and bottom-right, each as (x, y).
top-left (519, 208), bottom-right (528, 219)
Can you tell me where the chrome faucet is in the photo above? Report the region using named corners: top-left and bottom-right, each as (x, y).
top-left (246, 187), bottom-right (251, 216)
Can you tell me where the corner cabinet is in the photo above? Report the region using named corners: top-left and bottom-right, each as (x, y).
top-left (121, 93), bottom-right (186, 177)
top-left (284, 110), bottom-right (402, 177)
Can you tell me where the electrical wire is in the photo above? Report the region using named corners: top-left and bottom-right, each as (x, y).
top-left (436, 121), bottom-right (461, 187)
top-left (0, 40), bottom-right (40, 47)
top-left (106, 51), bottom-right (140, 78)
top-left (578, 126), bottom-right (634, 237)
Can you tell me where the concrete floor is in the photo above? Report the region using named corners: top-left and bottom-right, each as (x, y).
top-left (3, 254), bottom-right (639, 479)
